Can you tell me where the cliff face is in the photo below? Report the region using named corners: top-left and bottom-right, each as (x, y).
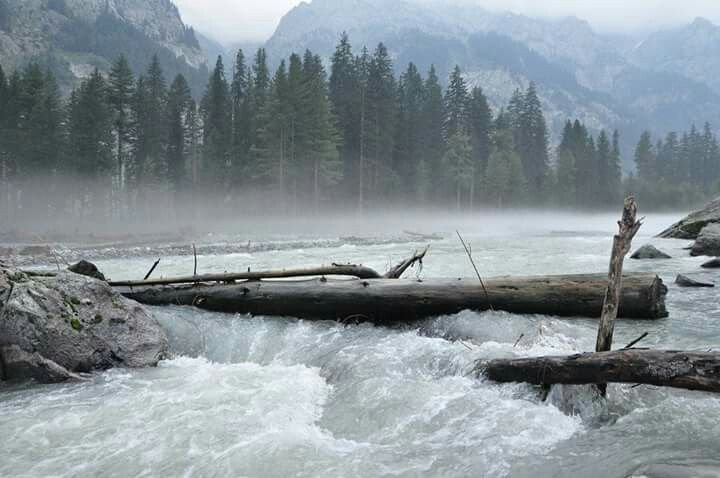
top-left (0, 0), bottom-right (208, 93)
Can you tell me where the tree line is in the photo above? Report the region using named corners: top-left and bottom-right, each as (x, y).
top-left (1, 33), bottom-right (718, 230)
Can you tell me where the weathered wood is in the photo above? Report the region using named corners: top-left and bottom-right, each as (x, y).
top-left (117, 273), bottom-right (668, 322)
top-left (108, 264), bottom-right (383, 287)
top-left (481, 350), bottom-right (720, 393)
top-left (384, 246), bottom-right (429, 279)
top-left (596, 196), bottom-right (642, 354)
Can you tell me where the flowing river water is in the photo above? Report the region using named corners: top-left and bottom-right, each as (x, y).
top-left (1, 212), bottom-right (719, 477)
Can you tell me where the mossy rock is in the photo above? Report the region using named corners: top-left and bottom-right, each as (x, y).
top-left (70, 318), bottom-right (83, 331)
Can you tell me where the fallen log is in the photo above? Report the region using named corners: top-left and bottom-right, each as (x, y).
top-left (117, 273), bottom-right (668, 322)
top-left (108, 263), bottom-right (384, 287)
top-left (480, 350), bottom-right (720, 393)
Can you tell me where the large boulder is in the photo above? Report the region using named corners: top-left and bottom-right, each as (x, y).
top-left (658, 197), bottom-right (720, 239)
top-left (630, 244), bottom-right (672, 260)
top-left (0, 267), bottom-right (168, 383)
top-left (691, 224), bottom-right (720, 257)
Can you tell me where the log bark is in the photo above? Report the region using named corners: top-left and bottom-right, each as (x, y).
top-left (117, 273), bottom-right (668, 323)
top-left (384, 246), bottom-right (429, 279)
top-left (108, 264), bottom-right (383, 287)
top-left (481, 350), bottom-right (720, 393)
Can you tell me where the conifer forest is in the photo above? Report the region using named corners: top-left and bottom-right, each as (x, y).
top-left (1, 34), bottom-right (719, 230)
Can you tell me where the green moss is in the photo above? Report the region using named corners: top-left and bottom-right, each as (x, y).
top-left (69, 296), bottom-right (81, 305)
top-left (70, 318), bottom-right (83, 331)
top-left (93, 314), bottom-right (103, 324)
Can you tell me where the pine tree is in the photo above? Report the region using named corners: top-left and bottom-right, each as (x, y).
top-left (166, 74), bottom-right (193, 197)
top-left (444, 65), bottom-right (469, 140)
top-left (517, 82), bottom-right (549, 200)
top-left (201, 56), bottom-right (232, 190)
top-left (467, 86), bottom-right (492, 208)
top-left (230, 49), bottom-right (252, 184)
top-left (355, 46), bottom-right (371, 212)
top-left (634, 131), bottom-right (655, 183)
top-left (107, 55), bottom-right (135, 194)
top-left (394, 62), bottom-right (425, 201)
top-left (418, 65), bottom-right (444, 202)
top-left (486, 127), bottom-right (525, 208)
top-left (301, 52), bottom-right (342, 214)
top-left (366, 43), bottom-right (396, 198)
top-left (329, 32), bottom-right (359, 200)
top-left (443, 131), bottom-right (473, 210)
top-left (67, 69), bottom-right (114, 217)
top-left (596, 130), bottom-right (611, 206)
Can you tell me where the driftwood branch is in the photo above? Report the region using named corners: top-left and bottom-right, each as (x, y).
top-left (480, 350), bottom-right (720, 393)
top-left (384, 246), bottom-right (429, 278)
top-left (109, 264), bottom-right (383, 287)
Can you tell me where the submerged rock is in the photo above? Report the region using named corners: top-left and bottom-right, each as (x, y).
top-left (675, 274), bottom-right (715, 288)
top-left (0, 266), bottom-right (167, 384)
top-left (701, 258), bottom-right (720, 268)
top-left (630, 244), bottom-right (672, 259)
top-left (690, 223), bottom-right (720, 257)
top-left (658, 197), bottom-right (720, 239)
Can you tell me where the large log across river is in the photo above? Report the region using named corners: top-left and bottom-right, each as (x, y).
top-left (480, 350), bottom-right (720, 393)
top-left (117, 273), bottom-right (668, 323)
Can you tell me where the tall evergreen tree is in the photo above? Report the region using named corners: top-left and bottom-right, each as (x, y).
top-left (516, 83), bottom-right (549, 200)
top-left (107, 55), bottom-right (135, 193)
top-left (166, 74), bottom-right (193, 197)
top-left (230, 49), bottom-right (252, 184)
top-left (418, 65), bottom-right (445, 202)
top-left (634, 131), bottom-right (655, 183)
top-left (444, 65), bottom-right (469, 140)
top-left (201, 56), bottom-right (232, 189)
top-left (366, 43), bottom-right (396, 198)
top-left (443, 131), bottom-right (473, 210)
top-left (467, 86), bottom-right (492, 208)
top-left (394, 62), bottom-right (425, 200)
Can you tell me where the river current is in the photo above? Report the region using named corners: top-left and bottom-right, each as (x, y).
top-left (1, 212), bottom-right (719, 477)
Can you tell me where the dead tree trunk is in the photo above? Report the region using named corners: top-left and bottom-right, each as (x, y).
top-left (116, 273), bottom-right (667, 322)
top-left (481, 350), bottom-right (720, 393)
top-left (596, 196), bottom-right (642, 353)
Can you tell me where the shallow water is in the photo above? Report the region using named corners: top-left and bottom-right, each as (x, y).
top-left (2, 212), bottom-right (719, 477)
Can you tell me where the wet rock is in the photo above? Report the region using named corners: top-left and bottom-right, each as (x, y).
top-left (17, 245), bottom-right (52, 256)
top-left (691, 224), bottom-right (720, 257)
top-left (0, 267), bottom-right (167, 384)
top-left (68, 260), bottom-right (106, 281)
top-left (701, 258), bottom-right (720, 268)
top-left (630, 244), bottom-right (672, 259)
top-left (675, 274), bottom-right (715, 288)
top-left (658, 196), bottom-right (720, 239)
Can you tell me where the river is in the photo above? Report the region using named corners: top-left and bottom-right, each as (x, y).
top-left (1, 211), bottom-right (719, 477)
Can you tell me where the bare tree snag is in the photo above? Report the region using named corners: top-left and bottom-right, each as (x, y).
top-left (116, 273), bottom-right (667, 322)
top-left (481, 350), bottom-right (720, 394)
top-left (384, 246), bottom-right (429, 278)
top-left (596, 196), bottom-right (643, 353)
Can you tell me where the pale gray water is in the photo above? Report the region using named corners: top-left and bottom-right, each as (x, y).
top-left (1, 212), bottom-right (719, 477)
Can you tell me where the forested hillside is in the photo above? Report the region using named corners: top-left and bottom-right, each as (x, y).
top-left (2, 33), bottom-right (718, 231)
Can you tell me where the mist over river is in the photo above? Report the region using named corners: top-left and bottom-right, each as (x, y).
top-left (1, 212), bottom-right (719, 477)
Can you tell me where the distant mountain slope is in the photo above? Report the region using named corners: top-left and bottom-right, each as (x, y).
top-left (264, 0), bottom-right (720, 148)
top-left (0, 0), bottom-right (209, 94)
top-left (627, 17), bottom-right (720, 96)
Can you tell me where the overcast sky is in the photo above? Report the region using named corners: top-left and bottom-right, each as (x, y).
top-left (174, 0), bottom-right (720, 44)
